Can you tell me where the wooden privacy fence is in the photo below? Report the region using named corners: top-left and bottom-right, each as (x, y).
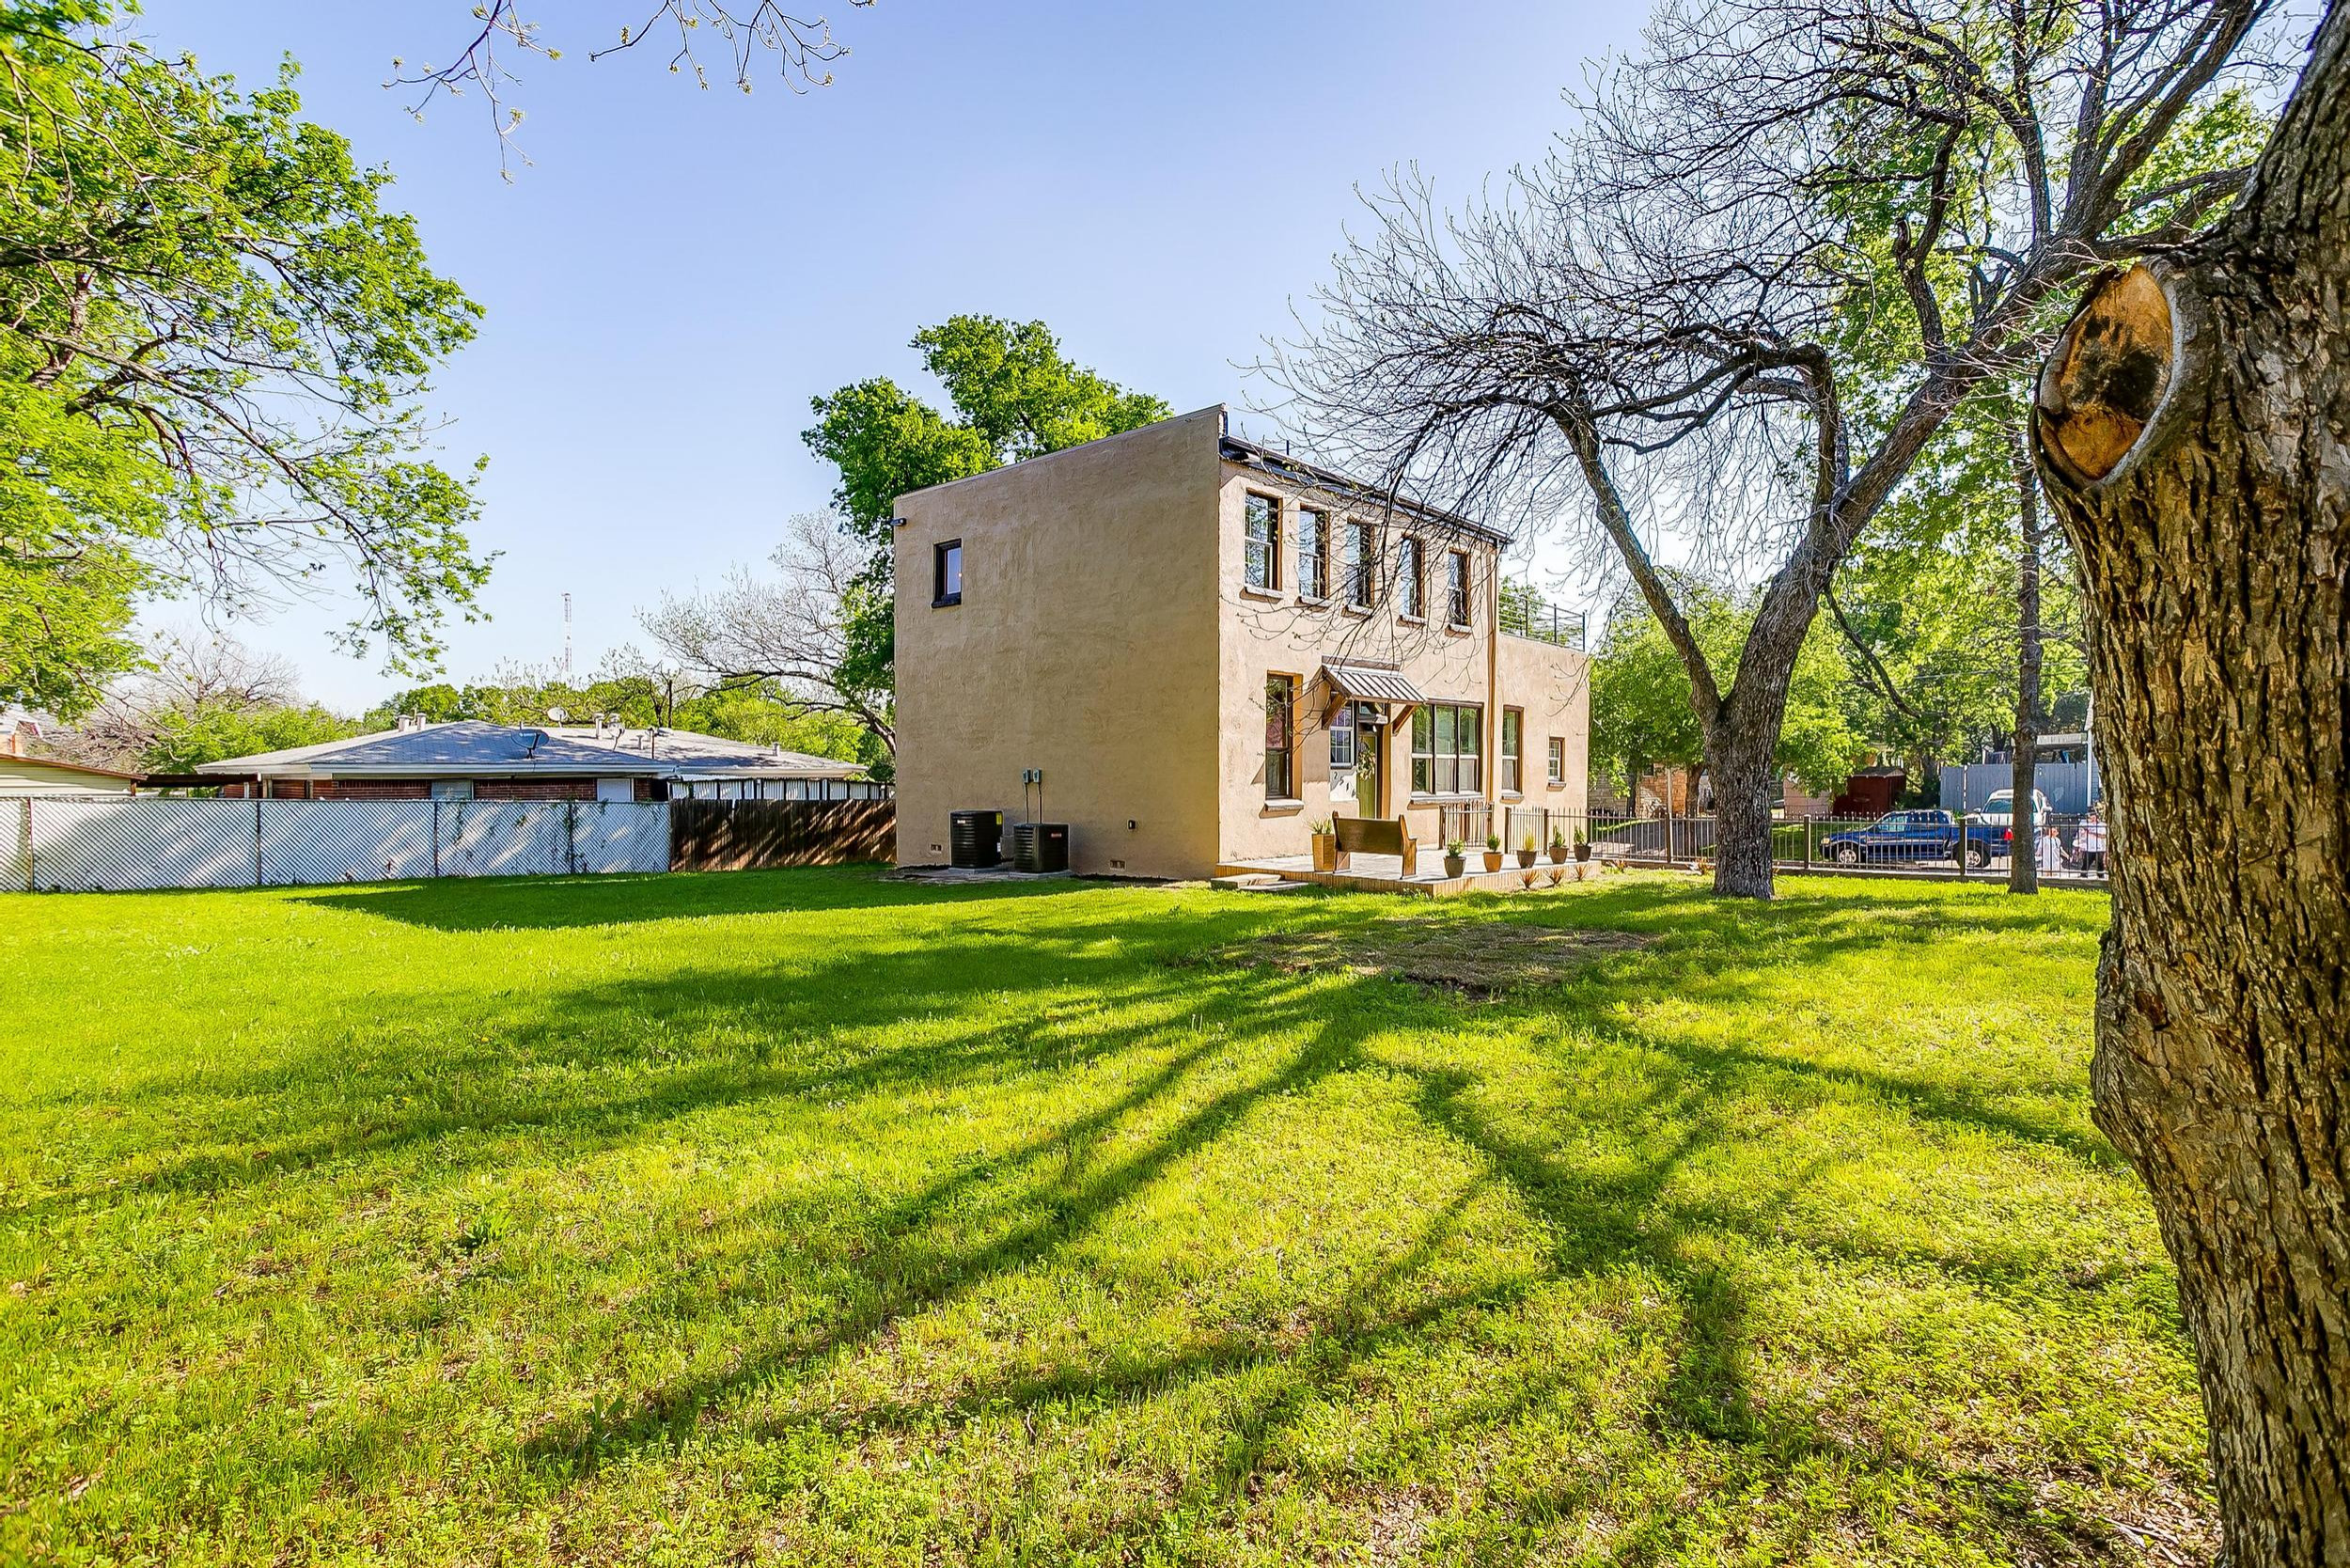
top-left (668, 798), bottom-right (894, 870)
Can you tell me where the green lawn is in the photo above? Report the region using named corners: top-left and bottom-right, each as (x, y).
top-left (0, 870), bottom-right (2209, 1565)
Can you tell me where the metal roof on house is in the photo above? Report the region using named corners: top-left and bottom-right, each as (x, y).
top-left (1320, 661), bottom-right (1430, 705)
top-left (544, 727), bottom-right (867, 780)
top-left (195, 721), bottom-right (669, 777)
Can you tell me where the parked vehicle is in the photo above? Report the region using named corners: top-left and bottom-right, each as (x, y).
top-left (1969, 788), bottom-right (2052, 831)
top-left (1821, 808), bottom-right (2008, 870)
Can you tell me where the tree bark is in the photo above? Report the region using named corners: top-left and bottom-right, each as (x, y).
top-left (2034, 9), bottom-right (2350, 1559)
top-left (1704, 716), bottom-right (1778, 898)
top-left (2011, 422), bottom-right (2044, 894)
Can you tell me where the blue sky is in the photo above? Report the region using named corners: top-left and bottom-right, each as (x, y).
top-left (140, 1), bottom-right (1645, 710)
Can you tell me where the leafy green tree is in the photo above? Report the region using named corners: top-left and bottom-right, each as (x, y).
top-left (1591, 583), bottom-right (1859, 804)
top-left (0, 5), bottom-right (491, 715)
top-left (801, 316), bottom-right (1171, 696)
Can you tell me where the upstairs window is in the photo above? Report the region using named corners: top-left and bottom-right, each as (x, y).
top-left (1547, 736), bottom-right (1565, 785)
top-left (1398, 538), bottom-right (1424, 619)
top-left (1344, 520), bottom-right (1374, 608)
top-left (932, 539), bottom-right (963, 606)
top-left (1245, 494), bottom-right (1279, 590)
top-left (1296, 509), bottom-right (1327, 600)
top-left (1264, 674), bottom-right (1297, 800)
top-left (1447, 551), bottom-right (1472, 627)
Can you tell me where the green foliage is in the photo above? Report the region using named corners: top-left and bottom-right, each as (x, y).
top-left (0, 6), bottom-right (490, 714)
top-left (0, 382), bottom-right (162, 714)
top-left (138, 700), bottom-right (359, 774)
top-left (1591, 585), bottom-right (1862, 795)
top-left (0, 871), bottom-right (2205, 1561)
top-left (802, 316), bottom-right (1170, 692)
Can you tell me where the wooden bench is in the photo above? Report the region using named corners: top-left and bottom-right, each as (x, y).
top-left (1332, 814), bottom-right (1418, 877)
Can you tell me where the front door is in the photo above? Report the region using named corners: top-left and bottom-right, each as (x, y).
top-left (1355, 709), bottom-right (1386, 816)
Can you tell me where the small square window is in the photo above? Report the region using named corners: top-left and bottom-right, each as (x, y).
top-left (933, 540), bottom-right (963, 606)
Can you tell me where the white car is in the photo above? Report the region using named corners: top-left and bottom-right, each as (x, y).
top-left (1970, 787), bottom-right (2054, 829)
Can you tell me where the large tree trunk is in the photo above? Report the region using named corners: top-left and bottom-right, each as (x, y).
top-left (2011, 423), bottom-right (2044, 894)
top-left (1704, 713), bottom-right (1778, 899)
top-left (2034, 10), bottom-right (2350, 1560)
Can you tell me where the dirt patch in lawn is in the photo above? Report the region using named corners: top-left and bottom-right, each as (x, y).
top-left (1187, 917), bottom-right (1655, 996)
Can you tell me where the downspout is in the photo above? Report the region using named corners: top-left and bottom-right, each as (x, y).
top-left (1485, 548), bottom-right (1500, 821)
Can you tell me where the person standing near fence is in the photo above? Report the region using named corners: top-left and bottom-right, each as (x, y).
top-left (2076, 805), bottom-right (2108, 874)
top-left (2035, 818), bottom-right (2068, 875)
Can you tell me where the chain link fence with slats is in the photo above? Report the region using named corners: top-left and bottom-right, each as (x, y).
top-left (7, 797), bottom-right (673, 892)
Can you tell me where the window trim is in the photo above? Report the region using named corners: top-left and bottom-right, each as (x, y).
top-left (1343, 518), bottom-right (1375, 609)
top-left (1397, 537), bottom-right (1424, 620)
top-left (1410, 700), bottom-right (1484, 797)
top-left (932, 538), bottom-right (963, 607)
top-left (1244, 492), bottom-right (1281, 592)
top-left (1295, 507), bottom-right (1328, 603)
top-left (1263, 671), bottom-right (1300, 803)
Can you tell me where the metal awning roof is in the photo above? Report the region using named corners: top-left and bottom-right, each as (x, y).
top-left (1321, 661), bottom-right (1428, 705)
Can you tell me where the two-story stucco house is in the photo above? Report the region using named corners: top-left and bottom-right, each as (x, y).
top-left (892, 405), bottom-right (1590, 881)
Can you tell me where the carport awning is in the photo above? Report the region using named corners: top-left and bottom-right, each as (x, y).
top-left (1321, 661), bottom-right (1428, 705)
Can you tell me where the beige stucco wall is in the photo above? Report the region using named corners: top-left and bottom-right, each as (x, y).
top-left (893, 406), bottom-right (1225, 878)
top-left (1212, 464), bottom-right (1498, 862)
top-left (1495, 626), bottom-right (1591, 841)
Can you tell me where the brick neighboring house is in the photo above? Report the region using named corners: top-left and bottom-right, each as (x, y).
top-left (891, 404), bottom-right (1590, 879)
top-left (197, 720), bottom-right (672, 800)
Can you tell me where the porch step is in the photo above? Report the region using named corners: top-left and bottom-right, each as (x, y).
top-left (1209, 872), bottom-right (1314, 893)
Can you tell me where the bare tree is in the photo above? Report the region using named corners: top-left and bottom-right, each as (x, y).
top-left (391, 2), bottom-right (871, 168)
top-left (1275, 0), bottom-right (2280, 897)
top-left (638, 511), bottom-right (894, 752)
top-left (2035, 4), bottom-right (2350, 1554)
top-left (51, 630), bottom-right (305, 769)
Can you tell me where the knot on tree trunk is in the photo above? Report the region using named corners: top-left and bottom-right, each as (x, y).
top-left (2035, 265), bottom-right (2176, 488)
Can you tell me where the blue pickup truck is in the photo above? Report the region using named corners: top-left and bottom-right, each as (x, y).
top-left (1820, 808), bottom-right (2010, 869)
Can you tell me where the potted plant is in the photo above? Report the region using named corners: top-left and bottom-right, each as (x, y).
top-left (1443, 839), bottom-right (1466, 878)
top-left (1517, 831), bottom-right (1538, 869)
top-left (1482, 832), bottom-right (1505, 873)
top-left (1574, 830), bottom-right (1591, 864)
top-left (1548, 826), bottom-right (1570, 864)
top-left (1308, 817), bottom-right (1337, 872)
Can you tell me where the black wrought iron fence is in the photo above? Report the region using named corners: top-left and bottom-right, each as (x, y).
top-left (1422, 804), bottom-right (2113, 882)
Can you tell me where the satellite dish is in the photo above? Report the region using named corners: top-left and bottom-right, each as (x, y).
top-left (546, 706), bottom-right (569, 723)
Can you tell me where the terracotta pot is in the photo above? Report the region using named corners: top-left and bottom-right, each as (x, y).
top-left (1310, 833), bottom-right (1337, 872)
top-left (1574, 843), bottom-right (1591, 863)
top-left (1549, 845), bottom-right (1569, 864)
top-left (1443, 854), bottom-right (1466, 878)
top-left (1482, 851), bottom-right (1506, 872)
top-left (1516, 848), bottom-right (1537, 868)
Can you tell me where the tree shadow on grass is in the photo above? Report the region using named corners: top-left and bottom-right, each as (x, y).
top-left (30, 872), bottom-right (2153, 1560)
top-left (285, 863), bottom-right (1103, 932)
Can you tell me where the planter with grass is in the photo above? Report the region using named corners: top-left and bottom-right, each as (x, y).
top-left (1308, 818), bottom-right (1337, 872)
top-left (1482, 833), bottom-right (1505, 873)
top-left (1549, 828), bottom-right (1570, 865)
top-left (1443, 839), bottom-right (1466, 878)
top-left (1574, 831), bottom-right (1591, 864)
